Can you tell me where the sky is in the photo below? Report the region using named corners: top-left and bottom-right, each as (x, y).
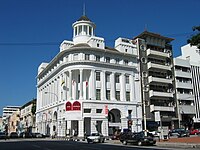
top-left (0, 0), bottom-right (199, 115)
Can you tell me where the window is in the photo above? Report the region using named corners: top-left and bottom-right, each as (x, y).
top-left (96, 55), bottom-right (100, 62)
top-left (85, 54), bottom-right (90, 60)
top-left (84, 109), bottom-right (91, 113)
top-left (75, 27), bottom-right (78, 36)
top-left (116, 91), bottom-right (120, 101)
top-left (78, 26), bottom-right (82, 34)
top-left (106, 57), bottom-right (110, 63)
top-left (115, 74), bottom-right (120, 83)
top-left (125, 75), bottom-right (129, 84)
top-left (83, 25), bottom-right (87, 35)
top-left (106, 90), bottom-right (110, 100)
top-left (106, 73), bottom-right (110, 82)
top-left (89, 26), bottom-right (92, 35)
top-left (96, 89), bottom-right (101, 100)
top-left (73, 53), bottom-right (78, 61)
top-left (97, 43), bottom-right (100, 47)
top-left (116, 58), bottom-right (120, 64)
top-left (124, 60), bottom-right (128, 65)
top-left (96, 109), bottom-right (102, 113)
top-left (126, 92), bottom-right (130, 101)
top-left (96, 72), bottom-right (100, 81)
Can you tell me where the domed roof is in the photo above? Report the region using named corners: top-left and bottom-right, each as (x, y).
top-left (77, 15), bottom-right (91, 21)
top-left (71, 43), bottom-right (91, 48)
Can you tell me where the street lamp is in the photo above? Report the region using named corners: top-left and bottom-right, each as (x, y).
top-left (44, 91), bottom-right (59, 137)
top-left (44, 92), bottom-right (59, 103)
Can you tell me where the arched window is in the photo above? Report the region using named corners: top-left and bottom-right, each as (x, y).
top-left (73, 101), bottom-right (81, 110)
top-left (66, 102), bottom-right (72, 111)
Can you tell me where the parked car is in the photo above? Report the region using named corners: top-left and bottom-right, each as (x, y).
top-left (19, 132), bottom-right (32, 138)
top-left (9, 132), bottom-right (18, 138)
top-left (32, 133), bottom-right (45, 138)
top-left (87, 133), bottom-right (105, 143)
top-left (190, 129), bottom-right (199, 135)
top-left (168, 128), bottom-right (190, 138)
top-left (119, 131), bottom-right (156, 146)
top-left (0, 132), bottom-right (6, 139)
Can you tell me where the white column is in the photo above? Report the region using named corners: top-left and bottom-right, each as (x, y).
top-left (129, 74), bottom-right (135, 101)
top-left (79, 69), bottom-right (83, 100)
top-left (110, 72), bottom-right (116, 100)
top-left (102, 119), bottom-right (108, 136)
top-left (120, 73), bottom-right (126, 101)
top-left (91, 120), bottom-right (97, 133)
top-left (101, 71), bottom-right (106, 100)
top-left (68, 70), bottom-right (72, 100)
top-left (89, 69), bottom-right (96, 100)
top-left (78, 120), bottom-right (84, 137)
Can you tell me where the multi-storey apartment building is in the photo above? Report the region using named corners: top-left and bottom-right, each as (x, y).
top-left (173, 57), bottom-right (195, 129)
top-left (20, 99), bottom-right (36, 134)
top-left (36, 15), bottom-right (142, 137)
top-left (177, 44), bottom-right (200, 127)
top-left (133, 31), bottom-right (176, 130)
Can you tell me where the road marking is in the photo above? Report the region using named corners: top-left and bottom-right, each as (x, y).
top-left (32, 144), bottom-right (41, 148)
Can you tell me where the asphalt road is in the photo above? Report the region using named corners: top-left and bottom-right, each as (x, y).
top-left (0, 139), bottom-right (183, 150)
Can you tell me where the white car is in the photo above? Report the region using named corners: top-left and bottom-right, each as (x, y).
top-left (87, 133), bottom-right (105, 143)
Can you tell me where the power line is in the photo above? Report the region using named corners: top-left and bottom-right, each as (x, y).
top-left (0, 42), bottom-right (60, 46)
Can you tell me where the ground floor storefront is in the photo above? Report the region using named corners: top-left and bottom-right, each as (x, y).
top-left (36, 101), bottom-right (143, 138)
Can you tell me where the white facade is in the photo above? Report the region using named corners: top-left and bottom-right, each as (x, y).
top-left (2, 106), bottom-right (20, 121)
top-left (179, 44), bottom-right (200, 124)
top-left (173, 57), bottom-right (195, 128)
top-left (36, 15), bottom-right (142, 137)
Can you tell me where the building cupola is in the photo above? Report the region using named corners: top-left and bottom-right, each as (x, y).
top-left (72, 15), bottom-right (96, 44)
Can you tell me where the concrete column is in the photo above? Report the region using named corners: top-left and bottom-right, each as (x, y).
top-left (120, 73), bottom-right (126, 101)
top-left (78, 120), bottom-right (84, 137)
top-left (110, 72), bottom-right (116, 100)
top-left (68, 70), bottom-right (72, 100)
top-left (79, 69), bottom-right (83, 100)
top-left (101, 71), bottom-right (106, 100)
top-left (102, 119), bottom-right (108, 136)
top-left (89, 69), bottom-right (96, 100)
top-left (129, 74), bottom-right (135, 101)
top-left (91, 120), bottom-right (97, 133)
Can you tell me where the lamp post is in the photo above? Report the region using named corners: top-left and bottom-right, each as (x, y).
top-left (44, 91), bottom-right (59, 136)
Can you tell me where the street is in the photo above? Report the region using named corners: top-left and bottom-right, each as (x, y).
top-left (0, 139), bottom-right (185, 150)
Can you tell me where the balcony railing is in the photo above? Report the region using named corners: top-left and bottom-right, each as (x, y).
top-left (150, 105), bottom-right (174, 112)
top-left (147, 62), bottom-right (171, 70)
top-left (147, 48), bottom-right (170, 57)
top-left (148, 76), bottom-right (172, 84)
top-left (149, 90), bottom-right (173, 98)
top-left (179, 105), bottom-right (195, 114)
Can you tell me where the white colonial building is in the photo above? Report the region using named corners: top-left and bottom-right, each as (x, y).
top-left (36, 15), bottom-right (142, 138)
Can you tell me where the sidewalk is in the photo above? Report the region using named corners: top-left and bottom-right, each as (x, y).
top-left (156, 136), bottom-right (200, 149)
top-left (106, 136), bottom-right (200, 149)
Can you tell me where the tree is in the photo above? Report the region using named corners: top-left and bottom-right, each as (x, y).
top-left (187, 26), bottom-right (200, 49)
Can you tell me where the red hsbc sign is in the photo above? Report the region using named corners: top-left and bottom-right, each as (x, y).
top-left (65, 101), bottom-right (81, 111)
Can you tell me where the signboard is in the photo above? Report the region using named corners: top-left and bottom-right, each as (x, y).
top-left (105, 105), bottom-right (108, 117)
top-left (155, 111), bottom-right (160, 122)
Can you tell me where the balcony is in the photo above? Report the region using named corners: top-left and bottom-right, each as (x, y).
top-left (148, 76), bottom-right (172, 84)
top-left (147, 62), bottom-right (171, 70)
top-left (179, 105), bottom-right (195, 114)
top-left (149, 90), bottom-right (173, 98)
top-left (150, 105), bottom-right (174, 112)
top-left (147, 48), bottom-right (170, 58)
top-left (174, 70), bottom-right (191, 78)
top-left (176, 81), bottom-right (192, 89)
top-left (177, 93), bottom-right (194, 101)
